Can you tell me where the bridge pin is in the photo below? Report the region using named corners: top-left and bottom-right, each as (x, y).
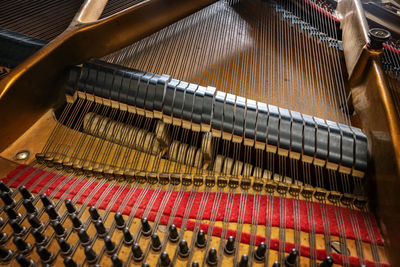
top-left (254, 242), bottom-right (266, 261)
top-left (52, 220), bottom-right (66, 237)
top-left (239, 254), bottom-right (249, 267)
top-left (18, 186), bottom-right (32, 200)
top-left (84, 245), bottom-right (98, 264)
top-left (64, 256), bottom-right (78, 267)
top-left (58, 237), bottom-right (72, 255)
top-left (23, 199), bottom-right (37, 214)
top-left (65, 199), bottom-right (76, 214)
top-left (285, 248), bottom-right (298, 267)
top-left (224, 236), bottom-right (235, 255)
top-left (178, 239), bottom-right (189, 258)
top-left (151, 232), bottom-right (162, 251)
top-left (16, 254), bottom-right (35, 267)
top-left (40, 194), bottom-right (53, 207)
top-left (196, 230), bottom-right (206, 248)
top-left (1, 191), bottom-right (15, 206)
top-left (114, 211), bottom-right (125, 229)
top-left (94, 219), bottom-right (107, 237)
top-left (0, 181), bottom-right (11, 194)
top-left (89, 206), bottom-right (101, 221)
top-left (123, 227), bottom-right (134, 245)
top-left (104, 235), bottom-right (117, 254)
top-left (37, 246), bottom-right (54, 263)
top-left (319, 256), bottom-right (334, 267)
top-left (111, 254), bottom-right (124, 267)
top-left (141, 217), bottom-right (152, 236)
top-left (5, 205), bottom-right (21, 221)
top-left (132, 243), bottom-right (144, 262)
top-left (28, 214), bottom-right (43, 229)
top-left (168, 224), bottom-right (179, 242)
top-left (78, 228), bottom-right (91, 246)
top-left (13, 236), bottom-right (31, 254)
top-left (0, 245), bottom-right (13, 263)
top-left (0, 232), bottom-right (7, 245)
top-left (159, 251), bottom-right (171, 267)
top-left (206, 247), bottom-right (218, 266)
top-left (70, 213), bottom-right (82, 229)
top-left (32, 228), bottom-right (47, 245)
top-left (46, 204), bottom-right (60, 220)
top-left (10, 219), bottom-right (26, 236)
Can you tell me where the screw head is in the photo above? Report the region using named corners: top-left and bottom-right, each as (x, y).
top-left (15, 150), bottom-right (30, 161)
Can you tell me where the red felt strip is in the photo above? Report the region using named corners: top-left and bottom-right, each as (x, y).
top-left (2, 166), bottom-right (384, 243)
top-left (1, 166), bottom-right (389, 267)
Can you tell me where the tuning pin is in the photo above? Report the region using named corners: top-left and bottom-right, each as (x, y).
top-left (111, 254), bottom-right (124, 267)
top-left (27, 214), bottom-right (42, 230)
top-left (69, 213), bottom-right (82, 229)
top-left (254, 242), bottom-right (266, 261)
top-left (94, 219), bottom-right (107, 237)
top-left (104, 236), bottom-right (116, 254)
top-left (192, 261), bottom-right (200, 267)
top-left (142, 263), bottom-right (150, 267)
top-left (78, 228), bottom-right (91, 246)
top-left (31, 228), bottom-right (47, 245)
top-left (285, 248), bottom-right (298, 266)
top-left (168, 224), bottom-right (179, 242)
top-left (0, 181), bottom-right (11, 194)
top-left (64, 256), bottom-right (78, 267)
top-left (58, 238), bottom-right (72, 255)
top-left (16, 254), bottom-right (35, 267)
top-left (23, 199), bottom-right (37, 214)
top-left (40, 194), bottom-right (53, 207)
top-left (89, 206), bottom-right (101, 221)
top-left (46, 205), bottom-right (60, 220)
top-left (114, 212), bottom-right (125, 229)
top-left (0, 217), bottom-right (3, 227)
top-left (13, 236), bottom-right (31, 254)
top-left (132, 243), bottom-right (144, 261)
top-left (52, 220), bottom-right (66, 236)
top-left (1, 191), bottom-right (15, 206)
top-left (18, 186), bottom-right (32, 200)
top-left (65, 199), bottom-right (76, 214)
top-left (37, 246), bottom-right (54, 263)
top-left (206, 248), bottom-right (218, 266)
top-left (10, 219), bottom-right (26, 236)
top-left (141, 217), bottom-right (152, 236)
top-left (151, 232), bottom-right (162, 251)
top-left (272, 261), bottom-right (281, 267)
top-left (178, 239), bottom-right (189, 258)
top-left (123, 227), bottom-right (134, 245)
top-left (224, 236), bottom-right (235, 255)
top-left (5, 205), bottom-right (21, 221)
top-left (319, 256), bottom-right (334, 267)
top-left (0, 245), bottom-right (13, 262)
top-left (84, 245), bottom-right (98, 264)
top-left (159, 251), bottom-right (171, 267)
top-left (239, 254), bottom-right (249, 267)
top-left (0, 232), bottom-right (7, 244)
top-left (196, 230), bottom-right (206, 248)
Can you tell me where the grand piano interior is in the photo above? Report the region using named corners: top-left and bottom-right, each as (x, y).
top-left (0, 0), bottom-right (399, 266)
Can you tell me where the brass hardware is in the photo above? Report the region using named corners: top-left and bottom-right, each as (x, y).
top-left (14, 150), bottom-right (30, 161)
